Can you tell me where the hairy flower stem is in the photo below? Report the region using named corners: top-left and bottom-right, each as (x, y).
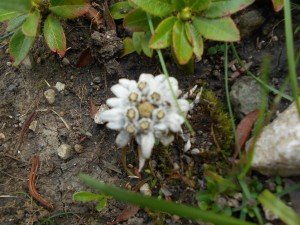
top-left (146, 14), bottom-right (195, 135)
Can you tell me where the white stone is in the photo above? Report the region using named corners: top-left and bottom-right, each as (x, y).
top-left (248, 102), bottom-right (300, 176)
top-left (57, 144), bottom-right (73, 160)
top-left (139, 183), bottom-right (151, 196)
top-left (94, 104), bottom-right (109, 124)
top-left (44, 89), bottom-right (56, 104)
top-left (55, 82), bottom-right (66, 92)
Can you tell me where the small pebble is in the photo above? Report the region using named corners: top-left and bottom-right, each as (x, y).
top-left (62, 57), bottom-right (70, 65)
top-left (55, 82), bottom-right (66, 92)
top-left (0, 133), bottom-right (5, 140)
top-left (44, 89), bottom-right (56, 104)
top-left (29, 120), bottom-right (38, 132)
top-left (74, 144), bottom-right (84, 153)
top-left (57, 144), bottom-right (73, 160)
top-left (191, 148), bottom-right (200, 155)
top-left (6, 62), bottom-right (12, 66)
top-left (140, 183), bottom-right (151, 196)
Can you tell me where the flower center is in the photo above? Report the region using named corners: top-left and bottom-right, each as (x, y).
top-left (126, 124), bottom-right (135, 134)
top-left (138, 101), bottom-right (155, 118)
top-left (140, 121), bottom-right (150, 131)
top-left (126, 108), bottom-right (136, 120)
top-left (138, 82), bottom-right (147, 90)
top-left (179, 7), bottom-right (192, 21)
top-left (151, 92), bottom-right (161, 102)
top-left (129, 92), bottom-right (138, 102)
top-left (156, 110), bottom-right (165, 120)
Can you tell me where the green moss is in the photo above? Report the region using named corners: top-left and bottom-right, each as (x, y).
top-left (201, 89), bottom-right (234, 156)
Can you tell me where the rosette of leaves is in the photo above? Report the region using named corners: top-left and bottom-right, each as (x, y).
top-left (0, 0), bottom-right (88, 66)
top-left (111, 0), bottom-right (254, 65)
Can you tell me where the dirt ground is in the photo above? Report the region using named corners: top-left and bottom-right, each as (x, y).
top-left (0, 2), bottom-right (299, 225)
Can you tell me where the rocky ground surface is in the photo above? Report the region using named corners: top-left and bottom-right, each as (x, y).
top-left (0, 1), bottom-right (300, 225)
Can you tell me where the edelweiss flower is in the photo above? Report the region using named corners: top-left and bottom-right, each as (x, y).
top-left (97, 73), bottom-right (190, 171)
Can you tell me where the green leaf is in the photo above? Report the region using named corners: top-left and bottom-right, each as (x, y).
top-left (149, 16), bottom-right (177, 49)
top-left (50, 0), bottom-right (88, 18)
top-left (73, 191), bottom-right (102, 202)
top-left (96, 198), bottom-right (107, 211)
top-left (187, 0), bottom-right (211, 11)
top-left (258, 190), bottom-right (300, 225)
top-left (9, 29), bottom-right (35, 66)
top-left (172, 20), bottom-right (193, 65)
top-left (185, 23), bottom-right (204, 61)
top-left (0, 9), bottom-right (18, 22)
top-left (0, 0), bottom-right (31, 13)
top-left (43, 14), bottom-right (66, 57)
top-left (132, 32), bottom-right (143, 54)
top-left (203, 0), bottom-right (254, 18)
top-left (6, 14), bottom-right (28, 32)
top-left (272, 0), bottom-right (284, 12)
top-left (124, 8), bottom-right (149, 31)
top-left (141, 32), bottom-right (153, 57)
top-left (22, 10), bottom-right (40, 37)
top-left (193, 17), bottom-right (240, 42)
top-left (110, 1), bottom-right (133, 19)
top-left (79, 174), bottom-right (256, 225)
top-left (171, 0), bottom-right (185, 11)
top-left (124, 8), bottom-right (160, 32)
top-left (130, 0), bottom-right (174, 17)
top-left (121, 37), bottom-right (135, 57)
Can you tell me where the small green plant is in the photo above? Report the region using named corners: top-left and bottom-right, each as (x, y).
top-left (73, 191), bottom-right (109, 212)
top-left (0, 0), bottom-right (88, 66)
top-left (111, 0), bottom-right (254, 64)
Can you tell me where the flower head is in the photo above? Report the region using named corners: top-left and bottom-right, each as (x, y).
top-left (97, 73), bottom-right (190, 171)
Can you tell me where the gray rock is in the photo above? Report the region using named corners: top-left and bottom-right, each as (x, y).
top-left (57, 144), bottom-right (73, 160)
top-left (247, 102), bottom-right (300, 176)
top-left (44, 89), bottom-right (56, 104)
top-left (230, 76), bottom-right (262, 118)
top-left (237, 10), bottom-right (265, 38)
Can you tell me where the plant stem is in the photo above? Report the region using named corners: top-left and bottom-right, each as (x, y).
top-left (224, 43), bottom-right (240, 157)
top-left (284, 0), bottom-right (300, 115)
top-left (146, 14), bottom-right (195, 135)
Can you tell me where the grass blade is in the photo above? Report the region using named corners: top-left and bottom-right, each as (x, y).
top-left (284, 0), bottom-right (300, 115)
top-left (258, 190), bottom-right (300, 225)
top-left (79, 174), bottom-right (256, 225)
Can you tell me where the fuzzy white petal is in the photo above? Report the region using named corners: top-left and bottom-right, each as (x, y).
top-left (106, 98), bottom-right (126, 108)
top-left (167, 113), bottom-right (184, 132)
top-left (111, 84), bottom-right (130, 98)
top-left (119, 78), bottom-right (131, 88)
top-left (140, 133), bottom-right (155, 159)
top-left (106, 121), bottom-right (124, 130)
top-left (154, 123), bottom-right (168, 131)
top-left (160, 134), bottom-right (174, 146)
top-left (178, 99), bottom-right (190, 113)
top-left (116, 130), bottom-right (131, 147)
top-left (100, 108), bottom-right (123, 122)
top-left (139, 73), bottom-right (154, 82)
